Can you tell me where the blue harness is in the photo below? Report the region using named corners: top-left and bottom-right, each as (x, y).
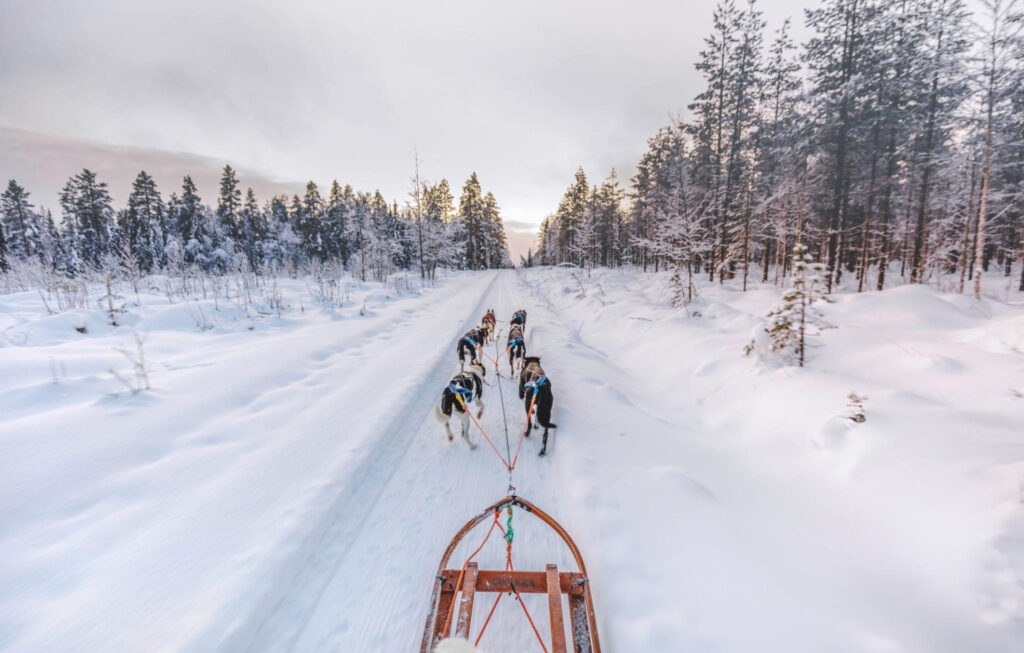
top-left (524, 374), bottom-right (547, 394)
top-left (448, 383), bottom-right (474, 404)
top-left (507, 337), bottom-right (523, 348)
top-left (513, 312), bottom-right (525, 324)
top-left (462, 335), bottom-right (479, 347)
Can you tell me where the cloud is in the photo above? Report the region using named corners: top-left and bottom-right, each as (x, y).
top-left (1, 0), bottom-right (808, 232)
top-left (0, 127), bottom-right (304, 214)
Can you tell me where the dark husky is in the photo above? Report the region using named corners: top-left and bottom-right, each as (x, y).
top-left (434, 364), bottom-right (485, 448)
top-left (519, 356), bottom-right (557, 456)
top-left (506, 323), bottom-right (525, 374)
top-left (458, 328), bottom-right (487, 372)
top-left (510, 309), bottom-right (527, 328)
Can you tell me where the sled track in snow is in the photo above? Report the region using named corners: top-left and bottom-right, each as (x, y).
top-left (233, 273), bottom-right (501, 652)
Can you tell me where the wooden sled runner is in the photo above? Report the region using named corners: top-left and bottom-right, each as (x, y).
top-left (421, 495), bottom-right (601, 653)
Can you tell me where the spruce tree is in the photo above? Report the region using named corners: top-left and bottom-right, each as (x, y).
top-left (1, 179), bottom-right (43, 261)
top-left (458, 173), bottom-right (486, 269)
top-left (763, 243), bottom-right (831, 367)
top-left (169, 176), bottom-right (207, 266)
top-left (216, 165), bottom-right (242, 246)
top-left (121, 171), bottom-right (166, 271)
top-left (59, 169), bottom-right (114, 268)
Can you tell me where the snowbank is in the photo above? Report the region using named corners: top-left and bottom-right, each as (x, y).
top-left (518, 266), bottom-right (1024, 652)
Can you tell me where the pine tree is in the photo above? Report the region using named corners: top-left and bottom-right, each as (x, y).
top-left (763, 243), bottom-right (832, 366)
top-left (326, 180), bottom-right (350, 266)
top-left (240, 188), bottom-right (266, 269)
top-left (59, 169), bottom-right (114, 268)
top-left (459, 173), bottom-right (486, 269)
top-left (1, 179), bottom-right (43, 261)
top-left (299, 181), bottom-right (326, 262)
top-left (120, 171), bottom-right (166, 271)
top-left (0, 211), bottom-right (7, 272)
top-left (216, 165), bottom-right (242, 247)
top-left (972, 0), bottom-right (1022, 298)
top-left (169, 176), bottom-right (208, 266)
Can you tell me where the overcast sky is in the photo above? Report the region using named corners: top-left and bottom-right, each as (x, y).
top-left (2, 0), bottom-right (813, 258)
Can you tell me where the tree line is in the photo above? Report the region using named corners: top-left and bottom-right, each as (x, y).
top-left (0, 164), bottom-right (511, 282)
top-left (535, 0), bottom-right (1024, 300)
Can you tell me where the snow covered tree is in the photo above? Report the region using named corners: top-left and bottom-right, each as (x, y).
top-left (59, 169), bottom-right (114, 268)
top-left (1, 179), bottom-right (43, 261)
top-left (216, 165), bottom-right (242, 249)
top-left (762, 243), bottom-right (832, 366)
top-left (240, 188), bottom-right (266, 269)
top-left (298, 181), bottom-right (326, 262)
top-left (168, 176), bottom-right (209, 267)
top-left (0, 210), bottom-right (7, 272)
top-left (325, 180), bottom-right (351, 266)
top-left (119, 171), bottom-right (166, 271)
top-left (971, 0), bottom-right (1022, 298)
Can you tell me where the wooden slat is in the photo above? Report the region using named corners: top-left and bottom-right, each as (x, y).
top-left (430, 582), bottom-right (456, 649)
top-left (441, 569), bottom-right (587, 594)
top-left (454, 563), bottom-right (479, 639)
top-left (546, 564), bottom-right (567, 653)
top-left (568, 592), bottom-right (592, 653)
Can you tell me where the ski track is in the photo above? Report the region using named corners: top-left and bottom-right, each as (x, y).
top-left (249, 271), bottom-right (585, 652)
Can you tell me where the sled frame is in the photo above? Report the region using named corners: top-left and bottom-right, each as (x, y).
top-left (420, 495), bottom-right (600, 653)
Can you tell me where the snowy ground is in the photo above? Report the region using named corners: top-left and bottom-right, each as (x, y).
top-left (1, 267), bottom-right (1023, 652)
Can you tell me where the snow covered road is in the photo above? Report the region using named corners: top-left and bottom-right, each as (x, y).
top-left (250, 270), bottom-right (582, 652)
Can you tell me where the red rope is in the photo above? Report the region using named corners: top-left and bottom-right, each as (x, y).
top-left (510, 391), bottom-right (538, 469)
top-left (473, 510), bottom-right (549, 652)
top-left (454, 394), bottom-right (511, 470)
top-left (442, 509), bottom-right (502, 639)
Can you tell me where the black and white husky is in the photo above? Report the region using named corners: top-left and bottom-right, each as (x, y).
top-left (507, 323), bottom-right (526, 374)
top-left (434, 364), bottom-right (485, 448)
top-left (519, 356), bottom-right (556, 456)
top-left (458, 328), bottom-right (487, 372)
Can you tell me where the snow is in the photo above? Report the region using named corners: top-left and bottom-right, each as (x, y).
top-left (2, 267), bottom-right (1023, 652)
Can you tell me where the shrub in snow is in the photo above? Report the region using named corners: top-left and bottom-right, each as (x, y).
top-left (98, 271), bottom-right (127, 326)
top-left (748, 243), bottom-right (832, 367)
top-left (109, 331), bottom-right (151, 393)
top-left (844, 392), bottom-right (867, 423)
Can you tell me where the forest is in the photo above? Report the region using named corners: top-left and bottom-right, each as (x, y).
top-left (535, 0), bottom-right (1024, 301)
top-left (0, 164), bottom-right (512, 287)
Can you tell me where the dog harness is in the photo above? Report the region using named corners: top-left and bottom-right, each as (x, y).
top-left (524, 374), bottom-right (547, 394)
top-left (507, 337), bottom-right (523, 348)
top-left (512, 312), bottom-right (525, 324)
top-left (448, 383), bottom-right (474, 404)
top-left (462, 335), bottom-right (479, 347)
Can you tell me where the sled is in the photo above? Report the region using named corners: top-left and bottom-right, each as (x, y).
top-left (420, 495), bottom-right (601, 653)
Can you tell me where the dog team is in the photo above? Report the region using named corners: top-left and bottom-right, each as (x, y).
top-left (434, 308), bottom-right (557, 456)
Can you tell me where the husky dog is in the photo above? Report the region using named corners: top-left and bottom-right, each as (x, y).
top-left (507, 323), bottom-right (526, 374)
top-left (481, 309), bottom-right (497, 343)
top-left (434, 364), bottom-right (485, 448)
top-left (519, 356), bottom-right (556, 456)
top-left (510, 309), bottom-right (527, 328)
top-left (458, 328), bottom-right (487, 372)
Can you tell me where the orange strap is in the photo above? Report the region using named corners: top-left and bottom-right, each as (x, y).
top-left (510, 391), bottom-right (538, 469)
top-left (441, 509), bottom-right (501, 639)
top-left (454, 393), bottom-right (511, 470)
